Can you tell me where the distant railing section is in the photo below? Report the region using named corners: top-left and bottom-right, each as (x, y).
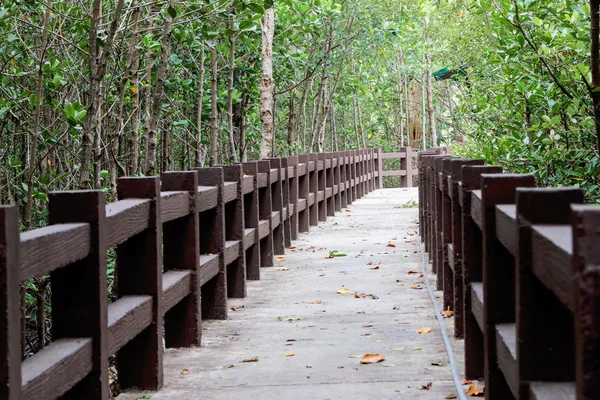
top-left (0, 149), bottom-right (382, 400)
top-left (418, 151), bottom-right (600, 400)
top-left (380, 147), bottom-right (418, 187)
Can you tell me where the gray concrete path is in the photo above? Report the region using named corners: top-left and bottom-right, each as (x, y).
top-left (119, 188), bottom-right (464, 400)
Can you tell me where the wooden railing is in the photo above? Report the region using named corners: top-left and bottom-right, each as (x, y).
top-left (418, 151), bottom-right (600, 400)
top-left (380, 146), bottom-right (418, 187)
top-left (0, 149), bottom-right (386, 400)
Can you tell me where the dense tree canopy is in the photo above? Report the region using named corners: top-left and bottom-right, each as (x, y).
top-left (1, 0), bottom-right (599, 232)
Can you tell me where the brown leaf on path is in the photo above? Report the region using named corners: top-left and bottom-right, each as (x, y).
top-left (419, 273), bottom-right (424, 278)
top-left (410, 284), bottom-right (423, 290)
top-left (416, 327), bottom-right (432, 334)
top-left (466, 385), bottom-right (485, 396)
top-left (442, 306), bottom-right (455, 318)
top-left (285, 353), bottom-right (295, 357)
top-left (336, 288), bottom-right (355, 295)
top-left (289, 246), bottom-right (297, 250)
top-left (181, 369), bottom-right (189, 374)
top-left (279, 267), bottom-right (289, 271)
top-left (360, 353), bottom-right (385, 364)
top-left (242, 357), bottom-right (259, 363)
top-left (461, 378), bottom-right (473, 385)
top-left (420, 382), bottom-right (432, 390)
top-left (369, 266), bottom-right (380, 270)
top-left (387, 242), bottom-right (396, 247)
top-left (431, 362), bottom-right (444, 366)
top-left (362, 324), bottom-right (373, 328)
top-left (276, 256), bottom-right (285, 261)
top-left (307, 300), bottom-right (322, 304)
top-left (446, 395), bottom-right (458, 399)
top-left (406, 270), bottom-right (420, 275)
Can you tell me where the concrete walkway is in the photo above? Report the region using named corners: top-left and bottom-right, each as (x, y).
top-left (118, 188), bottom-right (464, 400)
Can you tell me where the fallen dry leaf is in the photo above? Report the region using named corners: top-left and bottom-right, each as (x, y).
top-left (307, 300), bottom-right (323, 304)
top-left (285, 353), bottom-right (295, 357)
top-left (360, 353), bottom-right (385, 364)
top-left (419, 273), bottom-right (424, 278)
top-left (369, 266), bottom-right (380, 270)
top-left (336, 288), bottom-right (355, 295)
top-left (276, 256), bottom-right (285, 261)
top-left (387, 242), bottom-right (396, 248)
top-left (242, 357), bottom-right (259, 363)
top-left (406, 270), bottom-right (420, 275)
top-left (420, 382), bottom-right (433, 390)
top-left (410, 284), bottom-right (423, 290)
top-left (431, 362), bottom-right (444, 366)
top-left (289, 246), bottom-right (297, 250)
top-left (279, 267), bottom-right (289, 271)
top-left (442, 306), bottom-right (455, 318)
top-left (446, 395), bottom-right (458, 399)
top-left (466, 384), bottom-right (485, 396)
top-left (181, 369), bottom-right (189, 374)
top-left (416, 327), bottom-right (432, 334)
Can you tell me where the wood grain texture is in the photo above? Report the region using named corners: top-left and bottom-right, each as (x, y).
top-left (258, 220), bottom-right (270, 240)
top-left (19, 223), bottom-right (90, 281)
top-left (257, 173), bottom-right (268, 188)
top-left (107, 295), bottom-right (153, 355)
top-left (162, 270), bottom-right (192, 313)
top-left (495, 205), bottom-right (517, 256)
top-left (244, 228), bottom-right (256, 250)
top-left (242, 177), bottom-right (254, 195)
top-left (471, 190), bottom-right (483, 229)
top-left (496, 323), bottom-right (518, 397)
top-left (223, 182), bottom-right (238, 203)
top-left (21, 338), bottom-right (93, 400)
top-left (198, 254), bottom-right (219, 285)
top-left (532, 225), bottom-right (574, 311)
top-left (160, 191), bottom-right (190, 223)
top-left (224, 240), bottom-right (240, 266)
top-left (106, 199), bottom-right (150, 247)
top-left (197, 186), bottom-right (218, 212)
top-left (471, 283), bottom-right (485, 330)
top-left (271, 211), bottom-right (280, 229)
top-left (529, 382), bottom-right (576, 400)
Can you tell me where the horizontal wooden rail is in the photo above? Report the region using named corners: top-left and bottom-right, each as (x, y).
top-left (418, 151), bottom-right (600, 400)
top-left (0, 149), bottom-right (382, 400)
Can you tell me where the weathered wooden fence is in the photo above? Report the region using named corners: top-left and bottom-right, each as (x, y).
top-left (0, 149), bottom-right (421, 400)
top-left (380, 146), bottom-right (418, 187)
top-left (418, 151), bottom-right (600, 400)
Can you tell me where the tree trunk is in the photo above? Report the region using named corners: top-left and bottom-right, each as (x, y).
top-left (259, 7), bottom-right (275, 159)
top-left (209, 44), bottom-right (218, 166)
top-left (195, 43), bottom-right (206, 167)
top-left (80, 0), bottom-right (125, 189)
top-left (396, 56), bottom-right (404, 148)
top-left (146, 10), bottom-right (172, 176)
top-left (287, 89), bottom-right (296, 154)
top-left (129, 11), bottom-right (141, 175)
top-left (425, 55), bottom-right (437, 146)
top-left (227, 8), bottom-right (238, 163)
top-left (24, 0), bottom-right (51, 229)
top-left (591, 0), bottom-right (600, 151)
top-left (141, 15), bottom-right (154, 172)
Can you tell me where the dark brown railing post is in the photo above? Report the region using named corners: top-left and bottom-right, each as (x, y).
top-left (376, 148), bottom-right (383, 189)
top-left (433, 155), bottom-right (450, 289)
top-left (571, 205), bottom-right (600, 400)
top-left (515, 188), bottom-right (583, 398)
top-left (48, 190), bottom-right (110, 397)
top-left (195, 168), bottom-right (228, 320)
top-left (325, 153), bottom-right (335, 217)
top-left (267, 159), bottom-right (285, 255)
top-left (340, 152), bottom-right (348, 207)
top-left (461, 165), bottom-right (501, 380)
top-left (401, 147), bottom-right (412, 188)
top-left (0, 206), bottom-right (20, 400)
top-left (279, 158), bottom-right (292, 248)
top-left (308, 154), bottom-right (319, 226)
top-left (284, 156), bottom-right (299, 241)
top-left (449, 159), bottom-right (484, 338)
top-left (256, 160), bottom-right (275, 267)
top-left (481, 173), bottom-right (535, 398)
top-left (316, 153), bottom-right (327, 222)
top-left (240, 162), bottom-right (261, 280)
top-left (441, 158), bottom-right (454, 309)
top-left (332, 152), bottom-right (342, 212)
top-left (161, 171), bottom-right (202, 347)
top-left (222, 165), bottom-right (247, 299)
top-left (297, 155), bottom-right (310, 232)
top-left (115, 177), bottom-right (163, 389)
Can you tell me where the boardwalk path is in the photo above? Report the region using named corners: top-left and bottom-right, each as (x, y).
top-left (119, 188), bottom-right (463, 400)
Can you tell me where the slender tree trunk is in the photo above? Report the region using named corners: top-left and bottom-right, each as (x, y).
top-left (396, 56), bottom-right (404, 148)
top-left (287, 89), bottom-right (296, 154)
top-left (425, 55), bottom-right (437, 146)
top-left (195, 43), bottom-right (206, 167)
top-left (80, 0), bottom-right (125, 188)
top-left (146, 10), bottom-right (172, 175)
top-left (24, 0), bottom-right (51, 229)
top-left (422, 74), bottom-right (427, 149)
top-left (227, 8), bottom-right (238, 163)
top-left (259, 7), bottom-right (275, 159)
top-left (141, 15), bottom-right (154, 171)
top-left (209, 44), bottom-right (218, 166)
top-left (405, 72), bottom-right (410, 143)
top-left (591, 0), bottom-right (600, 151)
top-left (129, 13), bottom-right (141, 175)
